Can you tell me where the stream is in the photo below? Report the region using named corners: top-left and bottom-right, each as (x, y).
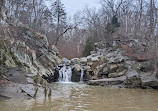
top-left (0, 83), bottom-right (158, 111)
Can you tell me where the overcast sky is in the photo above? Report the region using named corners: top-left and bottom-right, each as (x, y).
top-left (46, 0), bottom-right (101, 16)
top-left (61, 0), bottom-right (100, 16)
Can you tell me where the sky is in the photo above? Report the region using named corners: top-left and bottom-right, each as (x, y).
top-left (61, 0), bottom-right (100, 16)
top-left (46, 0), bottom-right (101, 17)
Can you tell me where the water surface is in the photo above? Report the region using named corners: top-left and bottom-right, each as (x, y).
top-left (0, 83), bottom-right (158, 111)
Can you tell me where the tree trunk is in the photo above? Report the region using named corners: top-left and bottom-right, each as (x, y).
top-left (56, 0), bottom-right (60, 46)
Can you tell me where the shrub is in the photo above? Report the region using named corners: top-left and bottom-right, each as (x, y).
top-left (82, 38), bottom-right (95, 57)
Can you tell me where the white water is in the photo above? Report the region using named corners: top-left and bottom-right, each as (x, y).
top-left (80, 68), bottom-right (84, 82)
top-left (58, 65), bottom-right (72, 82)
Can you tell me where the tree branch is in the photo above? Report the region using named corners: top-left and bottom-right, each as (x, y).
top-left (55, 25), bottom-right (78, 46)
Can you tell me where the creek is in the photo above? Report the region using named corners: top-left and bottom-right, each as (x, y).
top-left (0, 83), bottom-right (158, 111)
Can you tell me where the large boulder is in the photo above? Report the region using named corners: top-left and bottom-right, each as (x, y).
top-left (73, 64), bottom-right (81, 72)
top-left (70, 58), bottom-right (80, 65)
top-left (123, 70), bottom-right (141, 87)
top-left (137, 61), bottom-right (154, 72)
top-left (107, 50), bottom-right (129, 64)
top-left (141, 80), bottom-right (158, 89)
top-left (108, 70), bottom-right (127, 78)
top-left (108, 64), bottom-right (119, 73)
top-left (80, 57), bottom-right (87, 65)
top-left (140, 72), bottom-right (158, 89)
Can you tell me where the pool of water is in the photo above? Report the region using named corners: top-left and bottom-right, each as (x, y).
top-left (0, 83), bottom-right (158, 111)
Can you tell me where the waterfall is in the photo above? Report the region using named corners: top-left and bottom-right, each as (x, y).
top-left (80, 68), bottom-right (84, 82)
top-left (58, 65), bottom-right (72, 82)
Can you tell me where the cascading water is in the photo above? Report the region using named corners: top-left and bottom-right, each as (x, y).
top-left (58, 65), bottom-right (72, 82)
top-left (80, 68), bottom-right (84, 82)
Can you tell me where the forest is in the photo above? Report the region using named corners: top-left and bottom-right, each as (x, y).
top-left (0, 0), bottom-right (158, 111)
top-left (2, 0), bottom-right (158, 59)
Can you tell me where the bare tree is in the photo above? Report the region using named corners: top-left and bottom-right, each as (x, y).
top-left (0, 0), bottom-right (5, 19)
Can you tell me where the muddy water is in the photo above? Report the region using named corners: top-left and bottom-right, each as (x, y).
top-left (0, 83), bottom-right (158, 111)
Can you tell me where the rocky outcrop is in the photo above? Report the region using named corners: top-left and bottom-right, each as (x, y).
top-left (0, 35), bottom-right (61, 77)
top-left (0, 8), bottom-right (63, 98)
top-left (0, 8), bottom-right (61, 78)
top-left (70, 41), bottom-right (158, 89)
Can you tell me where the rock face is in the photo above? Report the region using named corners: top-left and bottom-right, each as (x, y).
top-left (0, 33), bottom-right (61, 77)
top-left (0, 8), bottom-right (61, 83)
top-left (0, 8), bottom-right (62, 98)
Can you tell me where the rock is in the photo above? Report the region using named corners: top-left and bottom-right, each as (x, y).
top-left (72, 69), bottom-right (81, 82)
top-left (141, 80), bottom-right (158, 89)
top-left (108, 70), bottom-right (127, 78)
top-left (97, 64), bottom-right (109, 78)
top-left (103, 67), bottom-right (108, 73)
top-left (126, 70), bottom-right (139, 78)
top-left (70, 58), bottom-right (80, 65)
top-left (5, 67), bottom-right (28, 84)
top-left (51, 45), bottom-right (59, 55)
top-left (125, 77), bottom-right (141, 87)
top-left (140, 72), bottom-right (158, 89)
top-left (80, 57), bottom-right (87, 65)
top-left (91, 56), bottom-right (99, 62)
top-left (94, 41), bottom-right (106, 50)
top-left (90, 61), bottom-right (100, 69)
top-left (26, 77), bottom-right (34, 84)
top-left (96, 64), bottom-right (106, 72)
top-left (90, 51), bottom-right (97, 55)
top-left (88, 76), bottom-right (126, 86)
top-left (85, 66), bottom-right (91, 71)
top-left (0, 36), bottom-right (61, 77)
top-left (137, 61), bottom-right (154, 72)
top-left (108, 64), bottom-right (118, 73)
top-left (26, 73), bottom-right (36, 77)
top-left (91, 76), bottom-right (98, 80)
top-left (0, 83), bottom-right (35, 99)
top-left (116, 64), bottom-right (127, 73)
top-left (124, 70), bottom-right (141, 87)
top-left (73, 64), bottom-right (81, 72)
top-left (0, 12), bottom-right (62, 77)
top-left (107, 50), bottom-right (129, 63)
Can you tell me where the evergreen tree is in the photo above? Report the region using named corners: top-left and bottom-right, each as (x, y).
top-left (51, 0), bottom-right (67, 40)
top-left (106, 15), bottom-right (120, 33)
top-left (82, 38), bottom-right (95, 57)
